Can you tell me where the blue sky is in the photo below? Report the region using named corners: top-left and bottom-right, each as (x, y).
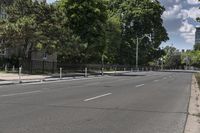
top-left (47, 0), bottom-right (200, 50)
top-left (47, 0), bottom-right (55, 3)
top-left (160, 0), bottom-right (200, 50)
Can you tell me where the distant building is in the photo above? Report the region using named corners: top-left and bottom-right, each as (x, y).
top-left (195, 27), bottom-right (200, 44)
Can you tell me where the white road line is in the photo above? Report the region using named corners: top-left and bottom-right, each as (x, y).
top-left (0, 90), bottom-right (42, 97)
top-left (163, 77), bottom-right (167, 79)
top-left (136, 84), bottom-right (145, 88)
top-left (154, 80), bottom-right (159, 82)
top-left (84, 93), bottom-right (112, 102)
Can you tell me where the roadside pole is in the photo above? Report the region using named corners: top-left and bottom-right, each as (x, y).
top-left (5, 65), bottom-right (7, 72)
top-left (85, 67), bottom-right (88, 77)
top-left (12, 66), bottom-right (15, 72)
top-left (19, 67), bottom-right (22, 83)
top-left (101, 68), bottom-right (104, 76)
top-left (60, 68), bottom-right (62, 80)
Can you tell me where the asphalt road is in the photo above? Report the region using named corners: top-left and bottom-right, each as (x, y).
top-left (0, 71), bottom-right (192, 133)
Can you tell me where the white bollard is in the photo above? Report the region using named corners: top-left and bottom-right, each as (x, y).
top-left (60, 68), bottom-right (62, 80)
top-left (19, 67), bottom-right (22, 83)
top-left (85, 67), bottom-right (88, 77)
top-left (5, 65), bottom-right (7, 72)
top-left (12, 65), bottom-right (15, 72)
top-left (101, 68), bottom-right (104, 76)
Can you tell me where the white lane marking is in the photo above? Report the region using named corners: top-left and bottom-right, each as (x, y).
top-left (0, 90), bottom-right (42, 97)
top-left (163, 77), bottom-right (167, 80)
top-left (136, 84), bottom-right (145, 88)
top-left (154, 80), bottom-right (159, 82)
top-left (84, 93), bottom-right (112, 102)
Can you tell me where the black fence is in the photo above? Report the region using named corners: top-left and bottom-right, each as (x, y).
top-left (0, 58), bottom-right (163, 76)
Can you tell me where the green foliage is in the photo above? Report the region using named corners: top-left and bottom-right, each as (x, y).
top-left (109, 0), bottom-right (168, 65)
top-left (0, 0), bottom-right (168, 66)
top-left (182, 50), bottom-right (200, 67)
top-left (0, 0), bottom-right (60, 59)
top-left (163, 46), bottom-right (182, 68)
top-left (194, 43), bottom-right (200, 51)
top-left (58, 0), bottom-right (108, 63)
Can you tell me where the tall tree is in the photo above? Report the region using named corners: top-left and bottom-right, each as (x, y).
top-left (109, 0), bottom-right (168, 65)
top-left (58, 0), bottom-right (108, 63)
top-left (0, 0), bottom-right (60, 60)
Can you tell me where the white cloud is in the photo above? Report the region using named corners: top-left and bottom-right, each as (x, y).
top-left (163, 5), bottom-right (182, 19)
top-left (178, 7), bottom-right (200, 20)
top-left (179, 20), bottom-right (196, 44)
top-left (187, 0), bottom-right (200, 5)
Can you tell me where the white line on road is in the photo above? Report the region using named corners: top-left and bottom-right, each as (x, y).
top-left (154, 80), bottom-right (159, 82)
top-left (0, 90), bottom-right (42, 97)
top-left (136, 84), bottom-right (145, 88)
top-left (84, 93), bottom-right (112, 102)
top-left (163, 77), bottom-right (167, 79)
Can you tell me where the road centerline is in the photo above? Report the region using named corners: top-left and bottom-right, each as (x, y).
top-left (136, 84), bottom-right (145, 88)
top-left (84, 93), bottom-right (112, 102)
top-left (0, 90), bottom-right (42, 97)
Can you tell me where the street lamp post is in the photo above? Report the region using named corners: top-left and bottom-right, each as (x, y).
top-left (135, 34), bottom-right (152, 71)
top-left (136, 37), bottom-right (139, 71)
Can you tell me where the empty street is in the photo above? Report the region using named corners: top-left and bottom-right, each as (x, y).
top-left (0, 72), bottom-right (192, 133)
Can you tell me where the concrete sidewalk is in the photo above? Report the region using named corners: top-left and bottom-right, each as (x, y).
top-left (0, 72), bottom-right (51, 85)
top-left (0, 71), bottom-right (151, 86)
top-left (0, 73), bottom-right (50, 81)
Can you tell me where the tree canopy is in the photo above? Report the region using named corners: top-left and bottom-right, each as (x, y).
top-left (0, 0), bottom-right (169, 66)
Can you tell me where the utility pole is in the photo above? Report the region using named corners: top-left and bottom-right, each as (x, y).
top-left (135, 34), bottom-right (152, 71)
top-left (136, 37), bottom-right (139, 71)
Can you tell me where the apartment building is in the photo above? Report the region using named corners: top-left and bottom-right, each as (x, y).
top-left (195, 27), bottom-right (200, 44)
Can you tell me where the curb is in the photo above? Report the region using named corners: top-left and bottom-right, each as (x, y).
top-left (0, 75), bottom-right (110, 86)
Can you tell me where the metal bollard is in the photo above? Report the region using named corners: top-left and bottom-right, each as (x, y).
top-left (19, 67), bottom-right (22, 83)
top-left (131, 68), bottom-right (133, 72)
top-left (124, 68), bottom-right (126, 71)
top-left (60, 68), bottom-right (62, 80)
top-left (85, 67), bottom-right (88, 77)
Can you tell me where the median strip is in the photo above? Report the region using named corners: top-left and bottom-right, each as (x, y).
top-left (84, 93), bottom-right (112, 102)
top-left (0, 90), bottom-right (42, 97)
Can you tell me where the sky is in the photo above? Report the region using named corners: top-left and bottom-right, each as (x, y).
top-left (47, 0), bottom-right (200, 50)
